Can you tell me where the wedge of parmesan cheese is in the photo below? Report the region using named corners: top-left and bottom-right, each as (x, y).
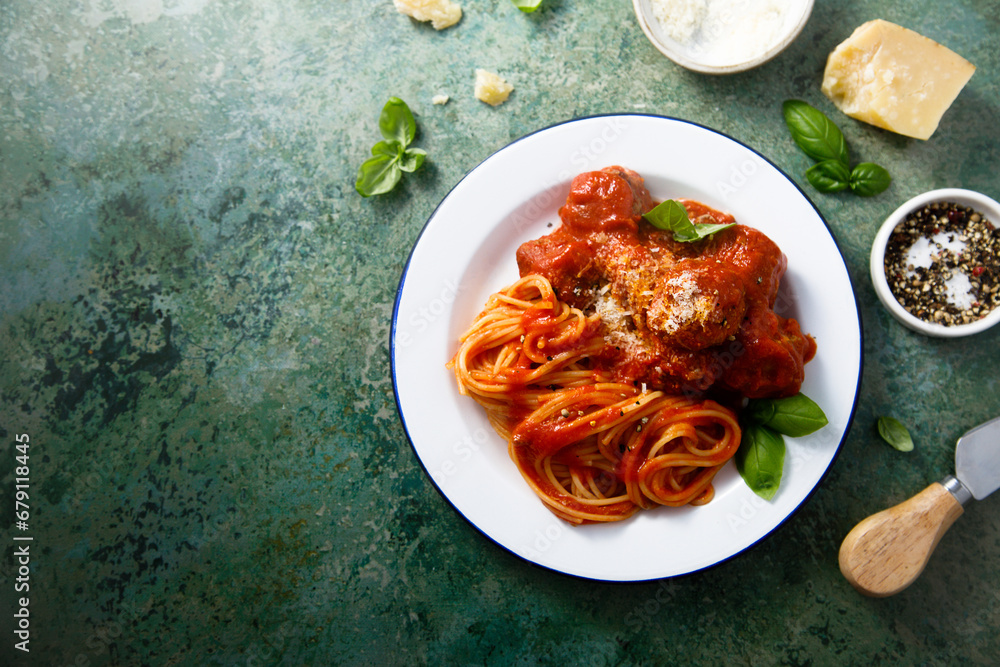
top-left (474, 69), bottom-right (513, 107)
top-left (394, 0), bottom-right (462, 31)
top-left (821, 19), bottom-right (975, 140)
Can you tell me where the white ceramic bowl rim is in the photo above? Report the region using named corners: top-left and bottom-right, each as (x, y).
top-left (870, 188), bottom-right (1000, 338)
top-left (632, 0), bottom-right (815, 74)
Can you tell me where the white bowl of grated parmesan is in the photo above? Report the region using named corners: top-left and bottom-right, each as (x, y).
top-left (633, 0), bottom-right (814, 74)
top-left (870, 188), bottom-right (1000, 338)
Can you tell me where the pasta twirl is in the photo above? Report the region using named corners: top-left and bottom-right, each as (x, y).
top-left (449, 275), bottom-right (741, 524)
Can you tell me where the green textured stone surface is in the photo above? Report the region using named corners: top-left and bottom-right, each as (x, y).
top-left (2, 1), bottom-right (999, 664)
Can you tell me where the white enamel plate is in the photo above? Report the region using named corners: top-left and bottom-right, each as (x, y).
top-left (392, 115), bottom-right (862, 581)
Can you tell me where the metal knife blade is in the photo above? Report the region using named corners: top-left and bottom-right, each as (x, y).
top-left (954, 415), bottom-right (1000, 501)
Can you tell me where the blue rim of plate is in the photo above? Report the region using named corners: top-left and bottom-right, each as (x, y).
top-left (390, 113), bottom-right (863, 582)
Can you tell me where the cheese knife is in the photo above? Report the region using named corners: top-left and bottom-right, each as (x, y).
top-left (839, 415), bottom-right (1000, 596)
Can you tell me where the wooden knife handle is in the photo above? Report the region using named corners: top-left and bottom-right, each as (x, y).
top-left (839, 482), bottom-right (964, 597)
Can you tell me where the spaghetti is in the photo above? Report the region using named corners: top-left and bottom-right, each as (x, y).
top-left (449, 274), bottom-right (742, 524)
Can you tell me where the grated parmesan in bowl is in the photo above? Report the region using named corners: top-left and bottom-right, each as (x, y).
top-left (633, 0), bottom-right (814, 74)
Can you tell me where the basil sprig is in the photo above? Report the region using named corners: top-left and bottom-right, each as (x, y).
top-left (877, 416), bottom-right (914, 452)
top-left (512, 0), bottom-right (543, 11)
top-left (782, 99), bottom-right (891, 197)
top-left (642, 199), bottom-right (734, 242)
top-left (737, 393), bottom-right (828, 500)
top-left (355, 97), bottom-right (426, 197)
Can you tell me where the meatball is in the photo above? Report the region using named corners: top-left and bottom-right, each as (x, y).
top-left (645, 260), bottom-right (746, 351)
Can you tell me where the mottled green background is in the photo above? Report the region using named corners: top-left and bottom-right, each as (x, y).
top-left (2, 0), bottom-right (999, 665)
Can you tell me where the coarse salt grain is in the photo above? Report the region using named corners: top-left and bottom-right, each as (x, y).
top-left (903, 231), bottom-right (972, 308)
top-left (944, 272), bottom-right (975, 310)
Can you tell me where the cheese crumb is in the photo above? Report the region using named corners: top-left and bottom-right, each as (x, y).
top-left (821, 19), bottom-right (975, 140)
top-left (394, 0), bottom-right (462, 31)
top-left (432, 94), bottom-right (450, 105)
top-left (474, 69), bottom-right (513, 107)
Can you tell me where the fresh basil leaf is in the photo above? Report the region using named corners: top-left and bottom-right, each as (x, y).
top-left (877, 416), bottom-right (913, 452)
top-left (748, 393), bottom-right (828, 437)
top-left (805, 160), bottom-right (851, 193)
top-left (355, 153), bottom-right (402, 198)
top-left (371, 139), bottom-right (402, 158)
top-left (399, 147), bottom-right (426, 173)
top-left (782, 99), bottom-right (850, 166)
top-left (744, 399), bottom-right (776, 426)
top-left (643, 199), bottom-right (734, 242)
top-left (849, 162), bottom-right (892, 197)
top-left (512, 0), bottom-right (543, 11)
top-left (736, 424), bottom-right (785, 501)
top-left (644, 199), bottom-right (693, 235)
top-left (686, 222), bottom-right (735, 240)
top-left (379, 97), bottom-right (417, 147)
top-left (358, 98), bottom-right (425, 197)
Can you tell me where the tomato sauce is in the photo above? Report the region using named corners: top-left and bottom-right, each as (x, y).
top-left (515, 166), bottom-right (816, 399)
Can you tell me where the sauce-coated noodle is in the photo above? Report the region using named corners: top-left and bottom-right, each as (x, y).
top-left (449, 275), bottom-right (741, 524)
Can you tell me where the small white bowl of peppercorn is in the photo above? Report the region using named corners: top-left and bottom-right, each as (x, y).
top-left (871, 188), bottom-right (1000, 337)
